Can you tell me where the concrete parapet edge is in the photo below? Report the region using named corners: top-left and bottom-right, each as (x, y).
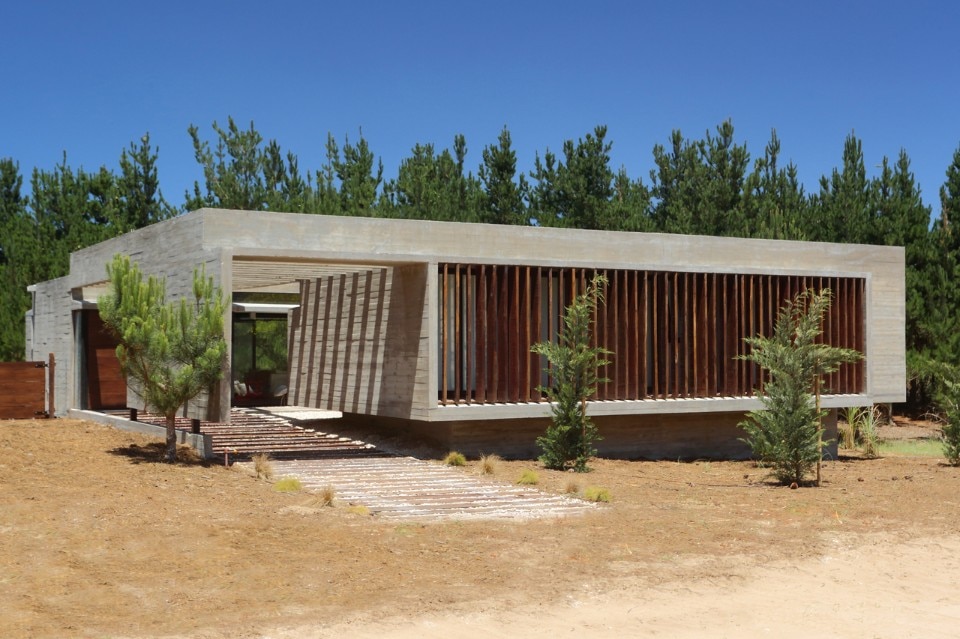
top-left (68, 409), bottom-right (215, 459)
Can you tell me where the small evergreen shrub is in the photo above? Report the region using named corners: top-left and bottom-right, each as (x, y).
top-left (939, 380), bottom-right (960, 466)
top-left (531, 275), bottom-right (609, 472)
top-left (739, 289), bottom-right (861, 486)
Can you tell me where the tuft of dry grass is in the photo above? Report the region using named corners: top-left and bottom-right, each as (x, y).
top-left (318, 485), bottom-right (336, 507)
top-left (252, 452), bottom-right (273, 479)
top-left (564, 479), bottom-right (580, 494)
top-left (517, 469), bottom-right (539, 485)
top-left (443, 451), bottom-right (467, 467)
top-left (479, 454), bottom-right (501, 475)
top-left (838, 422), bottom-right (856, 449)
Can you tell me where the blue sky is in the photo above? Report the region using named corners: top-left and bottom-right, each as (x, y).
top-left (4, 1), bottom-right (959, 216)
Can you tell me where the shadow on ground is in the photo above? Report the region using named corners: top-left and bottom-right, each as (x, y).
top-left (109, 441), bottom-right (212, 466)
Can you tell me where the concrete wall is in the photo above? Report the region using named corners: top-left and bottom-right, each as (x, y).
top-left (288, 263), bottom-right (432, 420)
top-left (25, 277), bottom-right (74, 415)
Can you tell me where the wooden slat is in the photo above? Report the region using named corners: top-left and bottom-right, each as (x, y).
top-left (841, 276), bottom-right (850, 393)
top-left (465, 266), bottom-right (474, 405)
top-left (670, 272), bottom-right (678, 398)
top-left (475, 266), bottom-right (486, 403)
top-left (628, 271), bottom-right (647, 399)
top-left (626, 269), bottom-right (632, 399)
top-left (521, 266), bottom-right (530, 402)
top-left (652, 271), bottom-right (660, 398)
top-left (639, 271), bottom-right (647, 398)
top-left (490, 266), bottom-right (500, 402)
top-left (457, 268), bottom-right (465, 405)
top-left (441, 264), bottom-right (449, 404)
top-left (679, 272), bottom-right (687, 398)
top-left (510, 265), bottom-right (520, 403)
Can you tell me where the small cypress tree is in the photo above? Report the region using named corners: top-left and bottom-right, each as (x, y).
top-left (938, 379), bottom-right (960, 466)
top-left (739, 289), bottom-right (861, 485)
top-left (99, 254), bottom-right (227, 462)
top-left (531, 275), bottom-right (609, 472)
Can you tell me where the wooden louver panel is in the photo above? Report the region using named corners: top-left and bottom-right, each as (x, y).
top-left (437, 265), bottom-right (866, 406)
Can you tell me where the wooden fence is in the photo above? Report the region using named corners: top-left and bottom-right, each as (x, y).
top-left (0, 354), bottom-right (55, 419)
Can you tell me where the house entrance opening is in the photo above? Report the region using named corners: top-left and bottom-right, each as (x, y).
top-left (231, 312), bottom-right (290, 407)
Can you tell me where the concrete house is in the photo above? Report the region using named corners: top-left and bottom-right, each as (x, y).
top-left (26, 208), bottom-right (906, 458)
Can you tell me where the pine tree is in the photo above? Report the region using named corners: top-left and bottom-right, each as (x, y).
top-left (650, 121), bottom-right (749, 236)
top-left (607, 167), bottom-right (654, 231)
top-left (650, 129), bottom-right (701, 234)
top-left (740, 130), bottom-right (808, 240)
top-left (478, 126), bottom-right (528, 225)
top-left (99, 254), bottom-right (227, 462)
top-left (379, 136), bottom-right (483, 222)
top-left (528, 125), bottom-right (615, 230)
top-left (333, 132), bottom-right (383, 216)
top-left (810, 133), bottom-right (871, 243)
top-left (697, 120), bottom-right (750, 236)
top-left (868, 151), bottom-right (934, 370)
top-left (114, 134), bottom-right (176, 232)
top-left (0, 158), bottom-right (28, 360)
top-left (186, 117), bottom-right (310, 212)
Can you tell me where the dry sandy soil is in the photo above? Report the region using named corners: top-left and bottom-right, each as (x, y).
top-left (1, 417), bottom-right (958, 638)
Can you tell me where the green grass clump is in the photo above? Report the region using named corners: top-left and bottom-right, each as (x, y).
top-left (879, 439), bottom-right (943, 458)
top-left (517, 469), bottom-right (539, 485)
top-left (273, 477), bottom-right (303, 492)
top-left (443, 451), bottom-right (467, 466)
top-left (583, 486), bottom-right (611, 502)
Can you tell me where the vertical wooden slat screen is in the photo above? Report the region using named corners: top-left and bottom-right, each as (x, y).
top-left (436, 265), bottom-right (866, 405)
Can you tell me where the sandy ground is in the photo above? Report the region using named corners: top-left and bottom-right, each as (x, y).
top-left (285, 534), bottom-right (960, 639)
top-left (1, 417), bottom-right (958, 638)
